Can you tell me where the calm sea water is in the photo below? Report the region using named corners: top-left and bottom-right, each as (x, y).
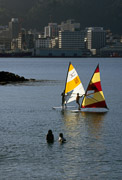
top-left (0, 58), bottom-right (122, 180)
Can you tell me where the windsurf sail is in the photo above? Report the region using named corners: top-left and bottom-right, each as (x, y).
top-left (81, 64), bottom-right (108, 109)
top-left (64, 62), bottom-right (85, 104)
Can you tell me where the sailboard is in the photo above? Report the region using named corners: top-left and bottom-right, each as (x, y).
top-left (53, 62), bottom-right (85, 110)
top-left (64, 62), bottom-right (85, 104)
top-left (81, 64), bottom-right (108, 111)
top-left (52, 105), bottom-right (76, 110)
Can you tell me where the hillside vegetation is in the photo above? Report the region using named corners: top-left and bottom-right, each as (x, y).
top-left (0, 0), bottom-right (122, 34)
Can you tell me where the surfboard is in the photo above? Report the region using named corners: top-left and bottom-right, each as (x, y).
top-left (53, 105), bottom-right (76, 110)
top-left (70, 109), bottom-right (81, 113)
top-left (70, 108), bottom-right (108, 113)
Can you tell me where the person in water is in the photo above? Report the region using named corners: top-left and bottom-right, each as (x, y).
top-left (58, 133), bottom-right (66, 143)
top-left (46, 130), bottom-right (54, 143)
top-left (76, 93), bottom-right (81, 110)
top-left (61, 90), bottom-right (66, 108)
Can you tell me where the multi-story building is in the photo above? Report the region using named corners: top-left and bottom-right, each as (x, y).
top-left (26, 32), bottom-right (34, 49)
top-left (18, 30), bottom-right (34, 50)
top-left (18, 30), bottom-right (26, 50)
top-left (0, 27), bottom-right (11, 50)
top-left (0, 37), bottom-right (11, 51)
top-left (35, 37), bottom-right (51, 49)
top-left (86, 27), bottom-right (106, 54)
top-left (9, 18), bottom-right (20, 39)
top-left (59, 30), bottom-right (85, 49)
top-left (44, 23), bottom-right (59, 38)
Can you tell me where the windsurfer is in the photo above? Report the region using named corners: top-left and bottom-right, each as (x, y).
top-left (76, 93), bottom-right (81, 110)
top-left (61, 90), bottom-right (66, 108)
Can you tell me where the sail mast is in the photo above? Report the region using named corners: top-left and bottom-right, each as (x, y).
top-left (81, 64), bottom-right (99, 106)
top-left (85, 64), bottom-right (99, 96)
top-left (64, 62), bottom-right (71, 94)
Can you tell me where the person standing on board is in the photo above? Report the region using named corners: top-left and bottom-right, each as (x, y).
top-left (76, 93), bottom-right (81, 110)
top-left (61, 90), bottom-right (66, 108)
top-left (46, 130), bottom-right (54, 143)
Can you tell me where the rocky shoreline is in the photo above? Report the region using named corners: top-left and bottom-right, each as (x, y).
top-left (0, 71), bottom-right (33, 85)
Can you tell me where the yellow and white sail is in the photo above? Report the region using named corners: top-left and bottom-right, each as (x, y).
top-left (65, 62), bottom-right (85, 103)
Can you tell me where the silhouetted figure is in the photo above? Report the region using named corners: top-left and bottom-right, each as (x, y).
top-left (58, 133), bottom-right (66, 143)
top-left (46, 130), bottom-right (54, 143)
top-left (76, 93), bottom-right (81, 110)
top-left (61, 90), bottom-right (66, 108)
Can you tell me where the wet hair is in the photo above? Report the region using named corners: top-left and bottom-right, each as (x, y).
top-left (59, 133), bottom-right (63, 138)
top-left (48, 130), bottom-right (52, 134)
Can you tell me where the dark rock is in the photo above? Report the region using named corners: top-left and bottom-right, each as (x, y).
top-left (0, 71), bottom-right (30, 84)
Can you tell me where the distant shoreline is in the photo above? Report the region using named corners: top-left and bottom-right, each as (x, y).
top-left (0, 56), bottom-right (121, 58)
top-left (0, 52), bottom-right (122, 58)
top-left (0, 50), bottom-right (122, 58)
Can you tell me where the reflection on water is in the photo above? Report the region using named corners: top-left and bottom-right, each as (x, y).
top-left (59, 110), bottom-right (108, 179)
top-left (61, 110), bottom-right (82, 126)
top-left (81, 111), bottom-right (107, 139)
top-left (61, 110), bottom-right (107, 140)
top-left (61, 110), bottom-right (84, 137)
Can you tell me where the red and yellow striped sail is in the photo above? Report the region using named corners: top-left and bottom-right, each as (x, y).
top-left (81, 64), bottom-right (108, 109)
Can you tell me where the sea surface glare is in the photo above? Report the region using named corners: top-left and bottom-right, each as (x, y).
top-left (0, 58), bottom-right (122, 180)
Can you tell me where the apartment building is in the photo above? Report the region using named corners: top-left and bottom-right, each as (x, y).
top-left (18, 30), bottom-right (34, 50)
top-left (86, 27), bottom-right (106, 54)
top-left (59, 30), bottom-right (85, 49)
top-left (35, 37), bottom-right (51, 49)
top-left (9, 18), bottom-right (20, 39)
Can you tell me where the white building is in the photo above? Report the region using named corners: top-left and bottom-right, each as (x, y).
top-left (35, 38), bottom-right (51, 48)
top-left (59, 30), bottom-right (85, 49)
top-left (86, 27), bottom-right (106, 53)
